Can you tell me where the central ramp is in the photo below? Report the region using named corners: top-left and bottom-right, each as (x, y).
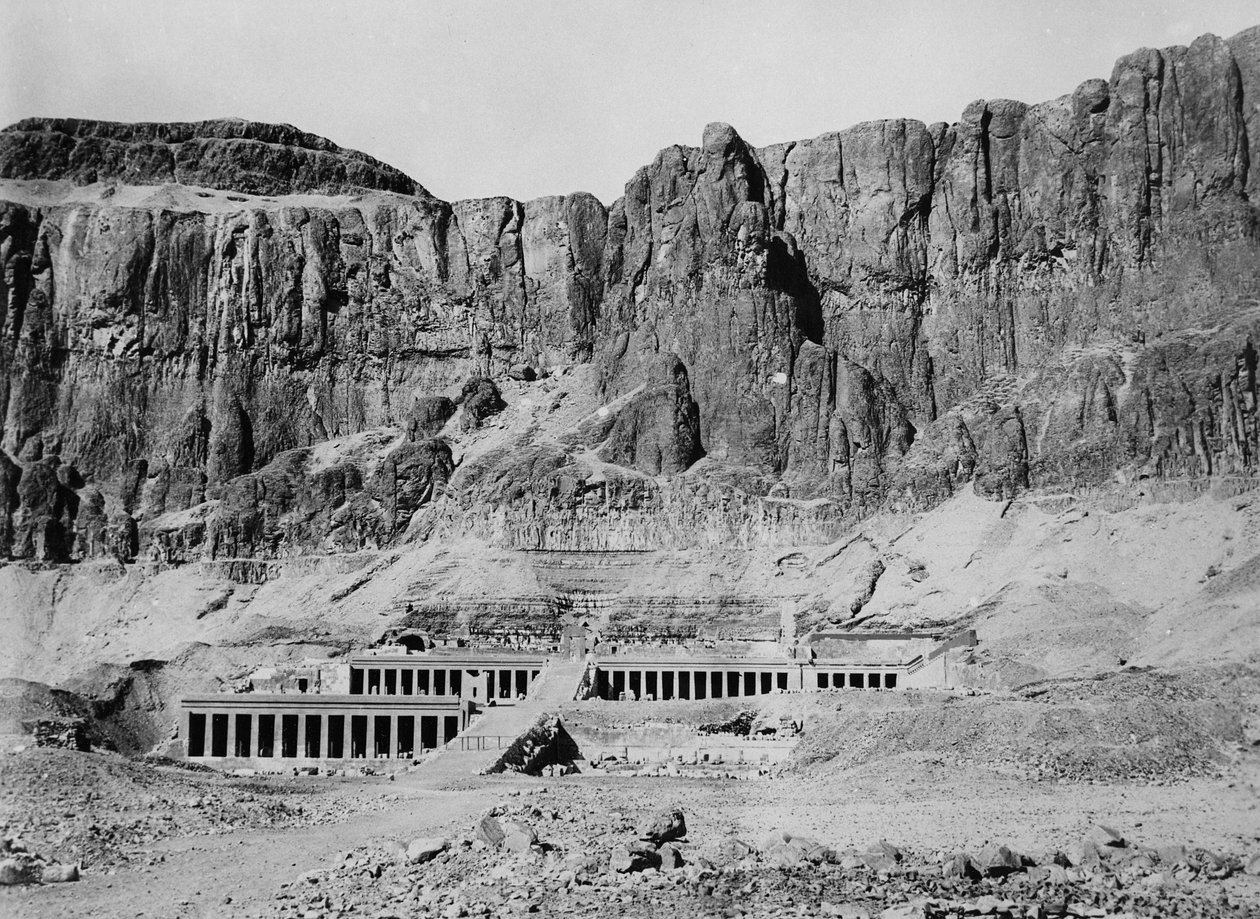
top-left (428, 658), bottom-right (589, 776)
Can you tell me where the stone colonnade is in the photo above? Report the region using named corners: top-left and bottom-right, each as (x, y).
top-left (350, 662), bottom-right (543, 703)
top-left (812, 669), bottom-right (898, 690)
top-left (593, 665), bottom-right (899, 700)
top-left (183, 702), bottom-right (464, 761)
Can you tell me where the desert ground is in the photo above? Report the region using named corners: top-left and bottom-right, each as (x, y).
top-left (3, 667), bottom-right (1258, 919)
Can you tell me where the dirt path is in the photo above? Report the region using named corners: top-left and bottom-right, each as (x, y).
top-left (1, 759), bottom-right (500, 919)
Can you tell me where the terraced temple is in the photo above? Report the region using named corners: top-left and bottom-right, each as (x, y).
top-left (178, 628), bottom-right (975, 765)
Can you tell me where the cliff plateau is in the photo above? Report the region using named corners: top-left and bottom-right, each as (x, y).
top-left (3, 28), bottom-right (1260, 747)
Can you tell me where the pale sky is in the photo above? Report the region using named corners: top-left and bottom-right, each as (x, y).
top-left (2, 1), bottom-right (1257, 204)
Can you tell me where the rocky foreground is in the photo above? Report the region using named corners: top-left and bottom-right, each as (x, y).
top-left (2, 672), bottom-right (1258, 919)
top-left (5, 752), bottom-right (1258, 919)
top-left (270, 802), bottom-right (1258, 919)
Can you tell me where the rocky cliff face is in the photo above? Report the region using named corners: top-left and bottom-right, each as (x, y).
top-left (1, 27), bottom-right (1258, 566)
top-left (0, 117), bottom-right (424, 196)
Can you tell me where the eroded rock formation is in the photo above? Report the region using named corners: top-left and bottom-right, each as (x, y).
top-left (0, 27), bottom-right (1258, 563)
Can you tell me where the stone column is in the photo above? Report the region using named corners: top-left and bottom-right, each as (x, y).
top-left (390, 714), bottom-right (399, 758)
top-left (296, 712), bottom-right (307, 758)
top-left (201, 711), bottom-right (212, 756)
top-left (226, 712), bottom-right (238, 757)
top-left (252, 714), bottom-right (263, 756)
top-left (319, 714), bottom-right (330, 759)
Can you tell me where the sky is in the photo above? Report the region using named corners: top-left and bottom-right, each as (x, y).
top-left (2, 1), bottom-right (1257, 205)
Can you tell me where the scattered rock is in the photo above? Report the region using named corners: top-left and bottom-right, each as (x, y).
top-left (610, 841), bottom-right (659, 873)
top-left (658, 843), bottom-right (684, 870)
top-left (406, 837), bottom-right (448, 865)
top-left (942, 852), bottom-right (982, 881)
top-left (637, 808), bottom-right (686, 845)
top-left (0, 859), bottom-right (36, 885)
top-left (474, 814), bottom-right (506, 848)
top-left (42, 863), bottom-right (80, 883)
top-left (501, 819), bottom-right (537, 853)
top-left (977, 844), bottom-right (1022, 877)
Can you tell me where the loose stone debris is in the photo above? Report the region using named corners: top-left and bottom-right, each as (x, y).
top-left (250, 803), bottom-right (1256, 919)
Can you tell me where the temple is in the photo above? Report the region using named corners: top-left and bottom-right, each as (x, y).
top-left (178, 627), bottom-right (976, 765)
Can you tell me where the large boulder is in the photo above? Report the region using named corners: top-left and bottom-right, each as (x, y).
top-left (474, 814), bottom-right (506, 848)
top-left (459, 378), bottom-right (507, 431)
top-left (41, 863), bottom-right (79, 883)
top-left (637, 808), bottom-right (687, 846)
top-left (762, 830), bottom-right (836, 867)
top-left (978, 843), bottom-right (1023, 877)
top-left (501, 819), bottom-right (537, 853)
top-left (374, 438), bottom-right (455, 534)
top-left (405, 837), bottom-right (448, 865)
top-left (610, 841), bottom-right (660, 873)
top-left (406, 396), bottom-right (456, 441)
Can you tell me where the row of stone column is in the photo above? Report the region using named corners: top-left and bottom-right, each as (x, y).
top-left (356, 667), bottom-right (460, 697)
top-left (597, 668), bottom-right (791, 701)
top-left (354, 667), bottom-right (540, 699)
top-left (185, 710), bottom-right (458, 759)
top-left (595, 667), bottom-right (900, 700)
top-left (816, 671), bottom-right (898, 690)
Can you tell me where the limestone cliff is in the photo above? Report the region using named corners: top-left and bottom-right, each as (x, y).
top-left (1, 27), bottom-right (1259, 566)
